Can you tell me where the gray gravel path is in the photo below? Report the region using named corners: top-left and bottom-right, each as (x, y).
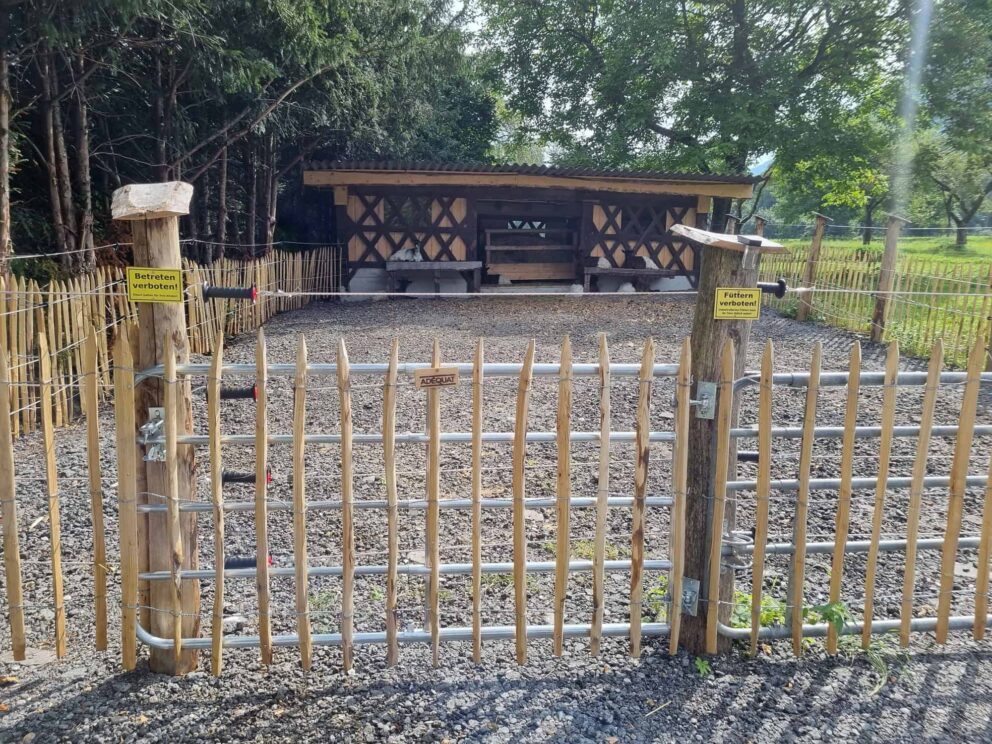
top-left (2, 295), bottom-right (991, 743)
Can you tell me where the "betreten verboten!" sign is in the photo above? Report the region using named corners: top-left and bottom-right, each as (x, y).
top-left (126, 267), bottom-right (184, 304)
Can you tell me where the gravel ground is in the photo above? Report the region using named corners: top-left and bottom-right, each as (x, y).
top-left (2, 295), bottom-right (991, 743)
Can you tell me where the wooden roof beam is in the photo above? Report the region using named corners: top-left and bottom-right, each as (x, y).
top-left (303, 170), bottom-right (755, 200)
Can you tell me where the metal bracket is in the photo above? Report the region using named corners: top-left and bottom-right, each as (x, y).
top-left (680, 577), bottom-right (701, 616)
top-left (694, 381), bottom-right (717, 419)
top-left (139, 407), bottom-right (166, 462)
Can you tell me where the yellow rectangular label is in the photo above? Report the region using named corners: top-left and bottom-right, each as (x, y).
top-left (714, 288), bottom-right (761, 320)
top-left (126, 267), bottom-right (184, 304)
top-left (414, 367), bottom-right (460, 389)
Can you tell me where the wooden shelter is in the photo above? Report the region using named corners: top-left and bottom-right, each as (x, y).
top-left (302, 162), bottom-right (758, 292)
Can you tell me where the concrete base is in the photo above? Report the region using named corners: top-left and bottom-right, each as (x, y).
top-left (593, 275), bottom-right (694, 293)
top-left (343, 267), bottom-right (468, 300)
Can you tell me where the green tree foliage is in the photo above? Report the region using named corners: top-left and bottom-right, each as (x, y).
top-left (772, 79), bottom-right (898, 241)
top-left (0, 0), bottom-right (496, 267)
top-left (480, 0), bottom-right (904, 174)
top-left (917, 0), bottom-right (992, 246)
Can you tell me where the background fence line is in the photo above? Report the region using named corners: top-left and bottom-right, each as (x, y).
top-left (0, 245), bottom-right (340, 436)
top-left (759, 241), bottom-right (992, 368)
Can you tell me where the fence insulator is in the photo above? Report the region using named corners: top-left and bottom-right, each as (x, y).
top-left (220, 384), bottom-right (258, 401)
top-left (757, 278), bottom-right (787, 299)
top-left (224, 555), bottom-right (273, 570)
top-left (221, 468), bottom-right (272, 485)
top-left (202, 283), bottom-right (257, 302)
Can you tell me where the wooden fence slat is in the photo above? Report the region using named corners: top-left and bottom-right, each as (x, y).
top-left (427, 339), bottom-right (442, 667)
top-left (862, 341), bottom-right (899, 648)
top-left (900, 339), bottom-right (943, 646)
top-left (83, 329), bottom-right (108, 651)
top-left (338, 338), bottom-right (355, 672)
top-left (163, 336), bottom-right (184, 666)
top-left (38, 332), bottom-right (66, 657)
top-left (668, 338), bottom-right (690, 656)
top-left (749, 340), bottom-right (774, 656)
top-left (512, 339), bottom-right (536, 665)
top-left (936, 337), bottom-right (985, 643)
top-left (552, 336), bottom-right (572, 657)
top-left (629, 337), bottom-right (654, 658)
top-left (384, 338), bottom-right (399, 666)
top-left (45, 285), bottom-right (59, 428)
top-left (591, 333), bottom-right (611, 656)
top-left (705, 339), bottom-right (735, 655)
top-left (8, 277), bottom-right (20, 438)
top-left (471, 338), bottom-right (484, 663)
top-left (975, 443), bottom-right (992, 640)
top-left (827, 342), bottom-right (861, 654)
top-left (255, 329), bottom-right (272, 665)
top-left (293, 335), bottom-right (312, 670)
top-left (23, 282), bottom-right (34, 434)
top-left (209, 334), bottom-right (225, 676)
top-left (789, 341), bottom-right (821, 657)
top-left (0, 335), bottom-right (26, 660)
top-left (113, 331), bottom-right (139, 669)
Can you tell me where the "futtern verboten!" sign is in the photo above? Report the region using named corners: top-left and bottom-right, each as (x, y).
top-left (713, 288), bottom-right (762, 320)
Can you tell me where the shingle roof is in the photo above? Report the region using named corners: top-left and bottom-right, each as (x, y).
top-left (304, 160), bottom-right (759, 185)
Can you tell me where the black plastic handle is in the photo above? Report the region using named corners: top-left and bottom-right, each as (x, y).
top-left (203, 283), bottom-right (257, 301)
top-left (221, 468), bottom-right (272, 485)
top-left (224, 555), bottom-right (273, 570)
top-left (756, 278), bottom-right (787, 299)
top-left (220, 384), bottom-right (258, 401)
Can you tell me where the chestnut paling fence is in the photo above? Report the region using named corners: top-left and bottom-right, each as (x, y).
top-left (1, 305), bottom-right (992, 673)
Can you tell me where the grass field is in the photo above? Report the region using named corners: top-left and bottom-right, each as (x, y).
top-left (780, 235), bottom-right (992, 265)
top-left (762, 236), bottom-right (991, 368)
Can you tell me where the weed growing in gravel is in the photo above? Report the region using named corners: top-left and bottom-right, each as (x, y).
top-left (837, 634), bottom-right (910, 695)
top-left (310, 588), bottom-right (339, 633)
top-left (643, 575), bottom-right (669, 622)
top-left (694, 657), bottom-right (712, 678)
top-left (729, 590), bottom-right (787, 629)
top-left (542, 540), bottom-right (628, 560)
top-left (803, 601), bottom-right (852, 633)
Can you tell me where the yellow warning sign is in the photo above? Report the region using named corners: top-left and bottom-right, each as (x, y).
top-left (126, 267), bottom-right (184, 304)
top-left (714, 288), bottom-right (762, 320)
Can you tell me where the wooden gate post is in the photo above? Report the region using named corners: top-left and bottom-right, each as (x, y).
top-left (112, 182), bottom-right (199, 675)
top-left (796, 212), bottom-right (830, 322)
top-left (870, 214), bottom-right (909, 343)
top-left (671, 224), bottom-right (785, 655)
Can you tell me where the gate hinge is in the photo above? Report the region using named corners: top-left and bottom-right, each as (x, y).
top-left (139, 407), bottom-right (166, 461)
top-left (693, 381), bottom-right (717, 419)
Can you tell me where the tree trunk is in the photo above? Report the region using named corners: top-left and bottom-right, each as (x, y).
top-left (154, 51), bottom-right (168, 181)
top-left (214, 146), bottom-right (228, 261)
top-left (247, 140), bottom-right (257, 255)
top-left (862, 204), bottom-right (874, 245)
top-left (50, 57), bottom-right (79, 271)
top-left (954, 220), bottom-right (967, 248)
top-left (0, 10), bottom-right (11, 275)
top-left (38, 54), bottom-right (69, 264)
top-left (263, 131), bottom-right (277, 253)
top-left (73, 53), bottom-right (95, 271)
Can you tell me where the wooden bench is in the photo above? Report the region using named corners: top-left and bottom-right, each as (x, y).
top-left (385, 261), bottom-right (483, 295)
top-left (583, 267), bottom-right (679, 292)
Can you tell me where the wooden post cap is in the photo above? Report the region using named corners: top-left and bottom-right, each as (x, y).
top-left (810, 211), bottom-right (833, 222)
top-left (671, 223), bottom-right (787, 254)
top-left (884, 213), bottom-right (911, 225)
top-left (112, 182), bottom-right (193, 221)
